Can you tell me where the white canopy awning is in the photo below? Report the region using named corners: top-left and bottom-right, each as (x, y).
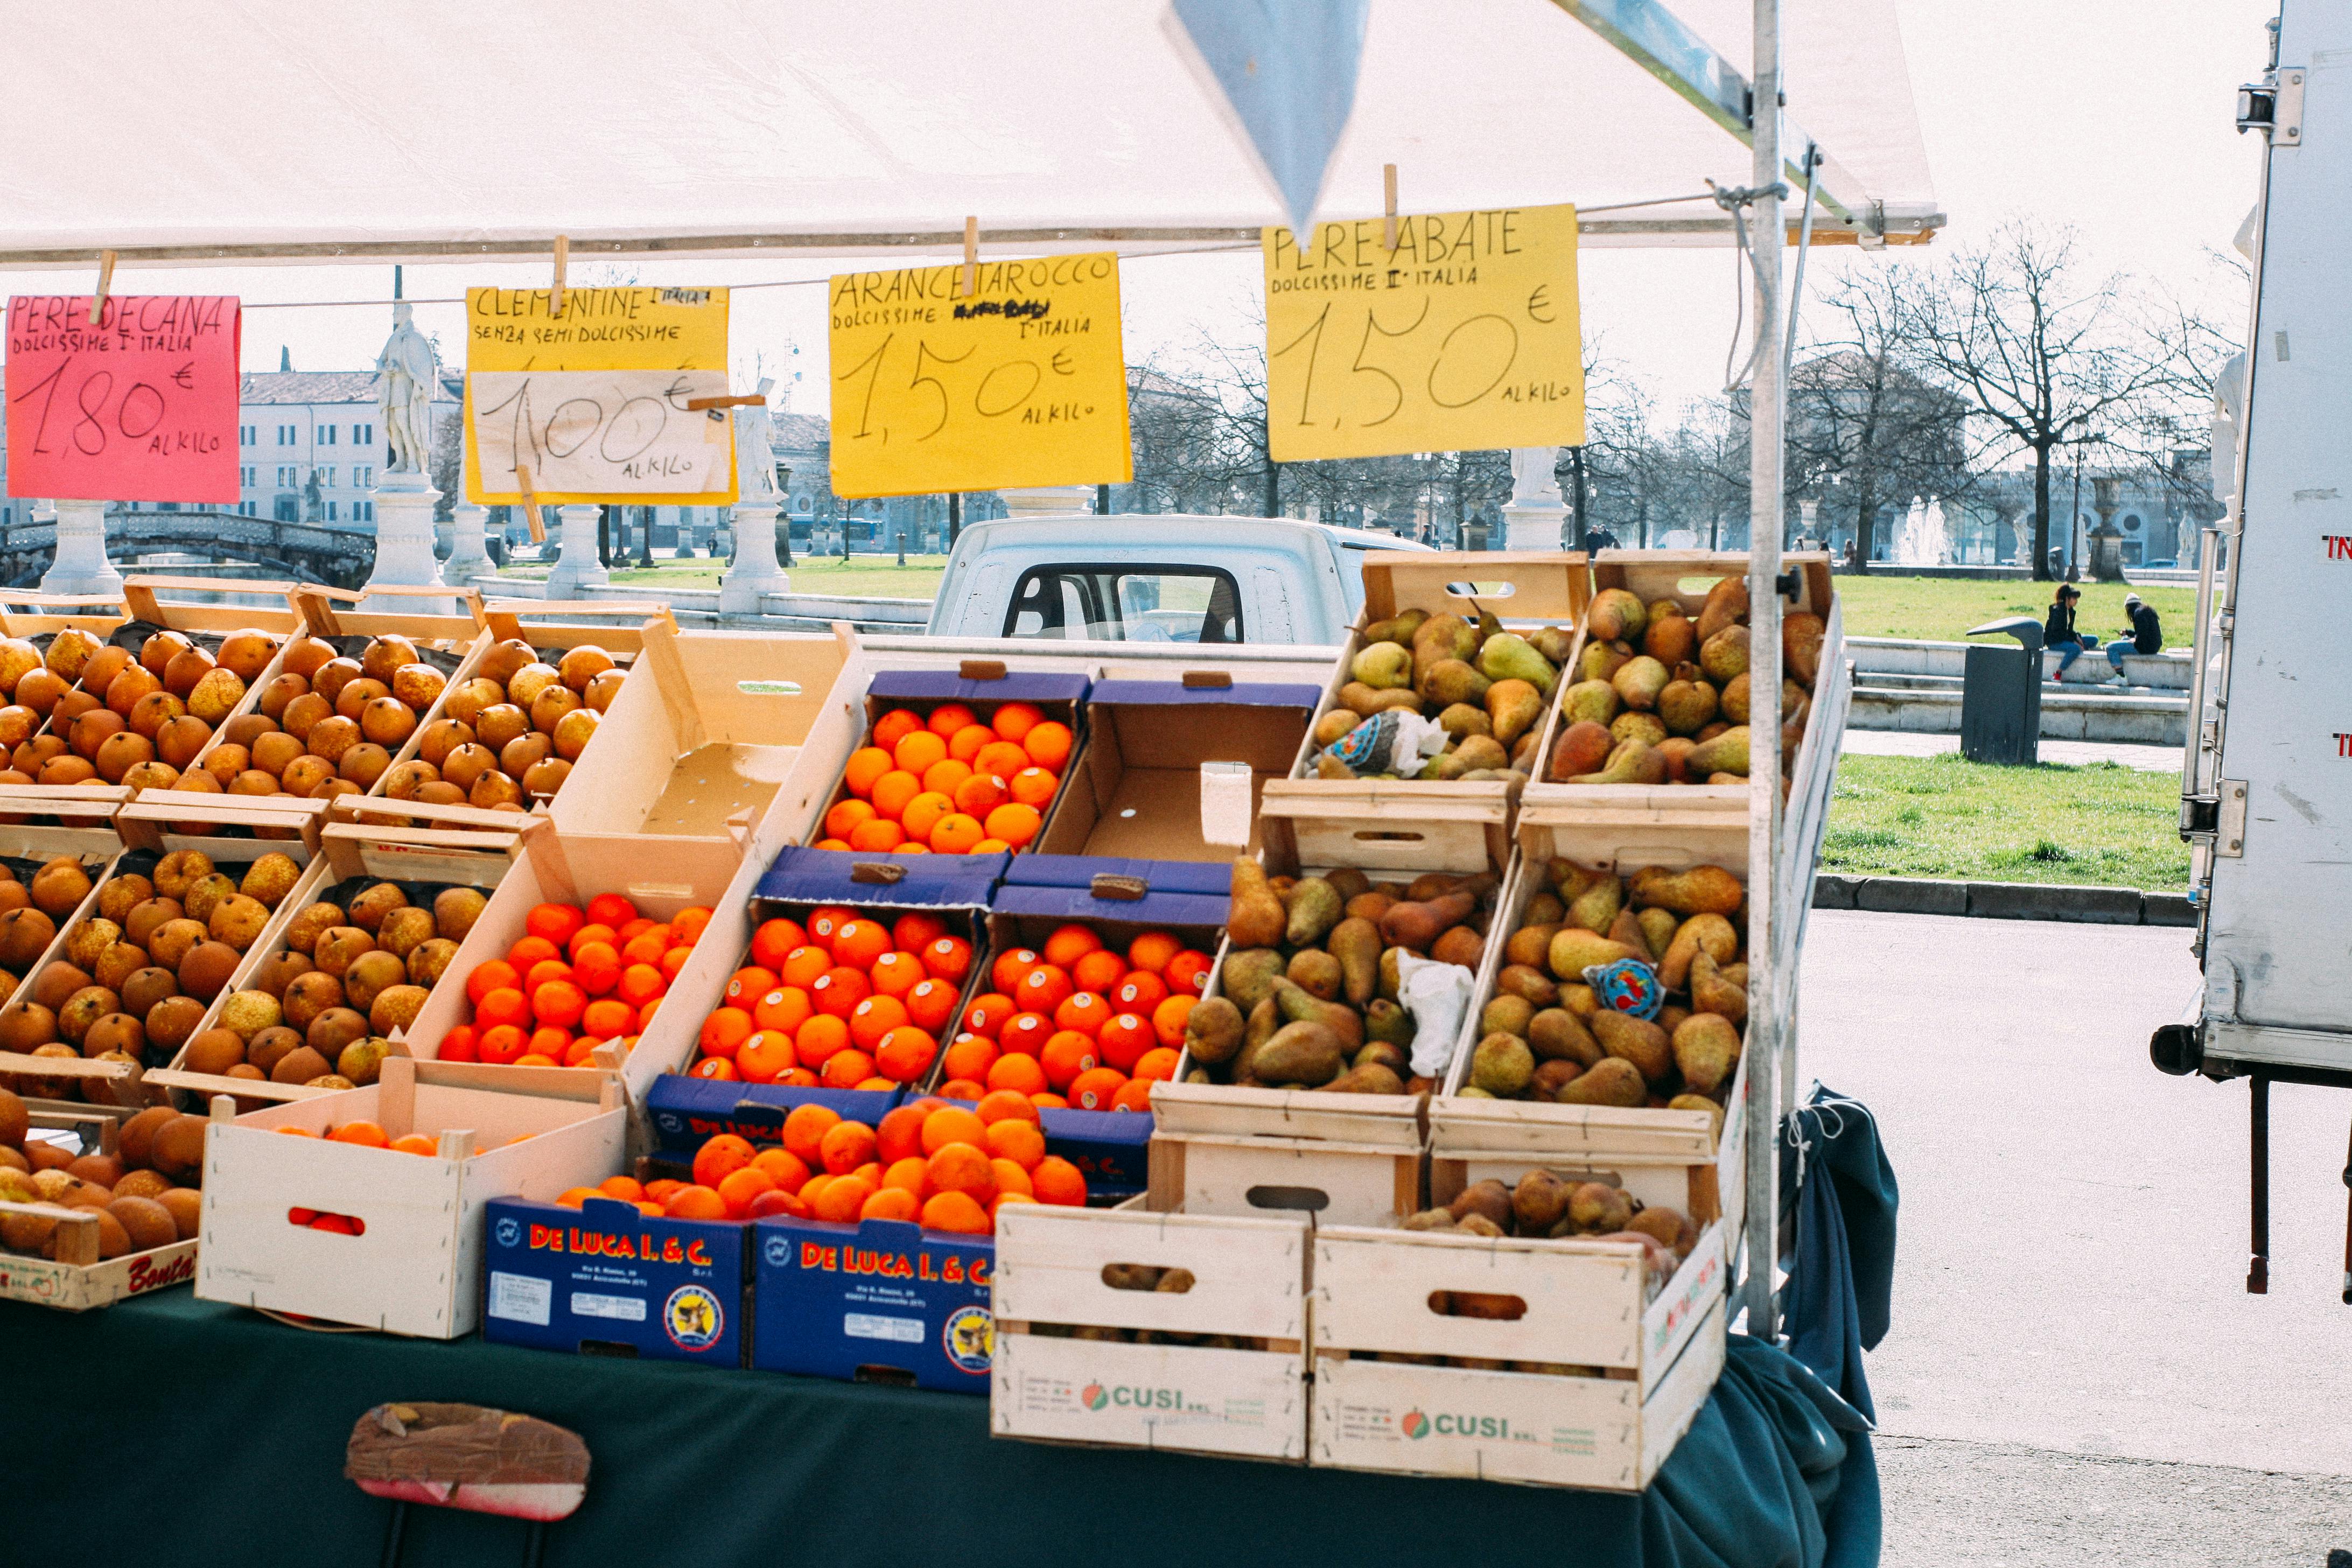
top-left (1, 0), bottom-right (1936, 266)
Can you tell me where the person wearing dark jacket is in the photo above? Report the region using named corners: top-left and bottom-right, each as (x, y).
top-left (2043, 585), bottom-right (2095, 680)
top-left (2104, 593), bottom-right (2162, 679)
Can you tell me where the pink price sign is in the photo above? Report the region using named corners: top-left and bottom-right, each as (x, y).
top-left (5, 295), bottom-right (241, 503)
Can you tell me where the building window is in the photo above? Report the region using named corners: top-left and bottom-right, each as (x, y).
top-left (319, 424), bottom-right (337, 445)
top-left (238, 501), bottom-right (256, 517)
top-left (240, 424), bottom-right (255, 446)
top-left (357, 500), bottom-right (375, 523)
top-left (353, 465), bottom-right (373, 489)
top-left (2122, 513), bottom-right (2142, 533)
top-left (326, 501), bottom-right (339, 522)
top-left (239, 466), bottom-right (255, 487)
top-left (354, 423), bottom-right (373, 446)
top-left (322, 467), bottom-right (338, 489)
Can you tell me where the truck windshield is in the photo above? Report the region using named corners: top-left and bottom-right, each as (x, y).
top-left (1001, 566), bottom-right (1243, 643)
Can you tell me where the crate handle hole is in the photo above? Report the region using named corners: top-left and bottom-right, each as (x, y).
top-left (1101, 1263), bottom-right (1195, 1293)
top-left (852, 1364), bottom-right (918, 1387)
top-left (1675, 576), bottom-right (1733, 595)
top-left (1350, 831), bottom-right (1425, 843)
top-left (1243, 1185), bottom-right (1329, 1214)
top-left (286, 1206), bottom-right (366, 1236)
top-left (1429, 1290), bottom-right (1526, 1320)
top-left (579, 1340), bottom-right (642, 1359)
top-left (1444, 580), bottom-right (1517, 599)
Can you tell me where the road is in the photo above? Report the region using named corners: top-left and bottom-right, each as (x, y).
top-left (1801, 911), bottom-right (2352, 1565)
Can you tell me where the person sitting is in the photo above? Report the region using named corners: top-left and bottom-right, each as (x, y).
top-left (2104, 593), bottom-right (2162, 681)
top-left (2043, 584), bottom-right (2096, 680)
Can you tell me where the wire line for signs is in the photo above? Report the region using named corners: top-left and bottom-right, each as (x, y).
top-left (216, 192), bottom-right (1725, 312)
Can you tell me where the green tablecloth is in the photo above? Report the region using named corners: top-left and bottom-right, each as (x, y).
top-left (8, 1291), bottom-right (1851, 1567)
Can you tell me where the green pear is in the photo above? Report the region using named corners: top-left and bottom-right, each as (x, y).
top-left (1581, 639), bottom-right (1632, 683)
top-left (1529, 626), bottom-right (1577, 665)
top-left (1352, 641), bottom-right (1414, 689)
top-left (1587, 587), bottom-right (1648, 642)
top-left (1611, 655), bottom-right (1669, 711)
top-left (1437, 702), bottom-right (1492, 739)
top-left (1563, 678), bottom-right (1620, 726)
top-left (1610, 712), bottom-right (1667, 748)
top-left (1478, 633), bottom-right (1557, 696)
top-left (1412, 614), bottom-right (1480, 684)
top-left (1686, 726), bottom-right (1749, 778)
top-left (1421, 658), bottom-right (1490, 706)
top-left (1700, 625), bottom-right (1749, 685)
top-left (1658, 678), bottom-right (1719, 736)
top-left (1363, 608), bottom-right (1429, 646)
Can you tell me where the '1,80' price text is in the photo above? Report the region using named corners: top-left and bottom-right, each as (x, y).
top-left (9, 356), bottom-right (211, 458)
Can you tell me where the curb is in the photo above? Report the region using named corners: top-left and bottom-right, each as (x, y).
top-left (1813, 874), bottom-right (2195, 927)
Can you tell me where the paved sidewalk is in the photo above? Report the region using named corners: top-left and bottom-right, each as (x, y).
top-left (1840, 726), bottom-right (2183, 773)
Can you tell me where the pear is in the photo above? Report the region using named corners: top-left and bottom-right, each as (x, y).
top-left (1451, 734), bottom-right (1509, 772)
top-left (1784, 612), bottom-right (1826, 686)
top-left (1529, 626), bottom-right (1576, 666)
top-left (1609, 712), bottom-right (1667, 748)
top-left (1672, 1013), bottom-right (1743, 1095)
top-left (1313, 708), bottom-right (1362, 746)
top-left (1548, 926), bottom-right (1642, 981)
top-left (1420, 752), bottom-right (1471, 781)
top-left (1412, 614), bottom-right (1480, 685)
top-left (1592, 1011), bottom-right (1672, 1084)
top-left (1469, 1032), bottom-right (1535, 1096)
top-left (1528, 1007), bottom-right (1602, 1066)
top-left (1438, 702), bottom-right (1491, 738)
top-left (1669, 1094), bottom-right (1727, 1144)
top-left (1611, 655), bottom-right (1669, 712)
top-left (1696, 576), bottom-right (1749, 641)
top-left (1284, 877), bottom-right (1343, 946)
top-left (1570, 738), bottom-right (1667, 786)
top-left (1496, 963), bottom-right (1559, 1007)
top-left (1363, 608), bottom-right (1429, 647)
top-left (1586, 587), bottom-right (1648, 643)
top-left (1689, 949), bottom-right (1747, 1023)
top-left (1636, 907), bottom-right (1679, 963)
top-left (1352, 641), bottom-right (1414, 689)
top-left (1657, 678), bottom-right (1719, 736)
top-left (1485, 679), bottom-right (1545, 745)
top-left (1686, 726), bottom-right (1750, 778)
top-left (1546, 719), bottom-right (1614, 781)
top-left (1658, 913), bottom-right (1742, 989)
top-left (1644, 609), bottom-right (1697, 665)
top-left (1182, 996), bottom-right (1245, 1064)
top-left (1338, 682), bottom-right (1424, 717)
top-left (1315, 752), bottom-right (1359, 780)
top-left (1220, 947), bottom-right (1289, 1011)
top-left (1563, 679), bottom-right (1620, 727)
top-left (1557, 1056), bottom-right (1646, 1106)
top-left (1656, 736), bottom-right (1697, 783)
top-left (1567, 872), bottom-right (1622, 935)
top-left (1700, 625), bottom-right (1750, 685)
top-left (1477, 633), bottom-right (1557, 696)
top-left (1421, 659), bottom-right (1490, 706)
top-left (1228, 859), bottom-right (1289, 948)
top-left (1580, 640), bottom-right (1632, 684)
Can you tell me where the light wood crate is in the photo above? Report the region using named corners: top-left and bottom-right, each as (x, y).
top-left (0, 1107), bottom-right (198, 1310)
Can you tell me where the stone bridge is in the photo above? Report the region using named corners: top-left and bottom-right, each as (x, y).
top-left (0, 509), bottom-right (376, 589)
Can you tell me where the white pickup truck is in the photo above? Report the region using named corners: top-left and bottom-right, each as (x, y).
top-left (922, 515), bottom-right (1431, 645)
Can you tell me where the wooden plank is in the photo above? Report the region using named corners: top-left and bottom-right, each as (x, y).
top-left (992, 1334), bottom-right (1308, 1462)
top-left (992, 1202), bottom-right (1308, 1339)
top-left (1311, 1222), bottom-right (1654, 1366)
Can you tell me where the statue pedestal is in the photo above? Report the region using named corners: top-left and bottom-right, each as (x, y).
top-left (719, 500), bottom-right (789, 614)
top-left (41, 500), bottom-right (124, 595)
top-left (360, 477), bottom-right (453, 615)
top-left (444, 502), bottom-right (494, 585)
top-left (2089, 524), bottom-right (2127, 583)
top-left (543, 503), bottom-right (610, 598)
top-left (1500, 500), bottom-right (1568, 552)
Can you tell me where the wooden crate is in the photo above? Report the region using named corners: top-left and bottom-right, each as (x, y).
top-left (1519, 551), bottom-right (1840, 831)
top-left (193, 1054), bottom-right (627, 1338)
top-left (291, 583), bottom-right (492, 646)
top-left (0, 1108), bottom-right (199, 1310)
top-left (547, 621), bottom-right (851, 869)
top-left (1257, 552), bottom-right (1589, 877)
top-left (991, 1201), bottom-right (1312, 1462)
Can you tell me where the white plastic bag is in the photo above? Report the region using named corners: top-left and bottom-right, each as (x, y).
top-left (1395, 949), bottom-right (1476, 1079)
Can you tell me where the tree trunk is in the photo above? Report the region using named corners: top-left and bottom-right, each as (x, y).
top-left (1262, 462), bottom-right (1280, 517)
top-left (2031, 445), bottom-right (2053, 580)
top-left (1852, 476), bottom-right (1878, 572)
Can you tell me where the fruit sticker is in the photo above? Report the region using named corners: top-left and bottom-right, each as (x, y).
top-left (663, 1284), bottom-right (725, 1352)
top-left (942, 1304), bottom-right (993, 1374)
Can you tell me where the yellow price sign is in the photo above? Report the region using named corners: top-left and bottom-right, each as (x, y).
top-left (827, 253), bottom-right (1132, 499)
top-left (1262, 204), bottom-right (1584, 462)
top-left (464, 285), bottom-right (735, 506)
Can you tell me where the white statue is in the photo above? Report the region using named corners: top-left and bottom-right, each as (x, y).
top-left (1509, 447), bottom-right (1564, 508)
top-left (375, 303), bottom-right (438, 474)
top-left (733, 378), bottom-right (779, 501)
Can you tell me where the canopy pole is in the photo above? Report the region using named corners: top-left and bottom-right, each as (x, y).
top-left (1741, 0), bottom-right (1786, 1346)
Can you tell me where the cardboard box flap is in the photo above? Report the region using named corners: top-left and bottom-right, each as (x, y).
top-left (867, 669), bottom-right (1090, 704)
top-left (989, 878), bottom-right (1228, 930)
top-left (646, 1076), bottom-right (904, 1157)
top-left (1084, 678), bottom-right (1323, 712)
top-left (998, 853), bottom-right (1231, 898)
top-left (754, 846), bottom-right (1006, 909)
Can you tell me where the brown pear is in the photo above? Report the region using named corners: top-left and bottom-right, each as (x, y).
top-left (1672, 1013), bottom-right (1743, 1095)
top-left (1695, 576), bottom-right (1749, 642)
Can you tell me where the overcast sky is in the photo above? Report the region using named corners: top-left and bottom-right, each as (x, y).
top-left (0, 0), bottom-right (2277, 423)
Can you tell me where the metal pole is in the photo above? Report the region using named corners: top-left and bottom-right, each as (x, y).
top-left (1569, 446), bottom-right (1588, 548)
top-left (1741, 0), bottom-right (1786, 1344)
top-left (947, 492), bottom-right (962, 547)
top-left (2066, 443), bottom-right (2083, 583)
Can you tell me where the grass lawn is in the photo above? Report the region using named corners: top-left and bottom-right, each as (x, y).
top-left (1821, 751), bottom-right (2188, 891)
top-left (1831, 575), bottom-right (2197, 646)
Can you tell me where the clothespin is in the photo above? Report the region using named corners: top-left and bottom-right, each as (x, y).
top-left (514, 462), bottom-right (547, 543)
top-left (1383, 165), bottom-right (1398, 252)
top-left (550, 235), bottom-right (569, 319)
top-left (961, 216), bottom-right (978, 298)
top-left (89, 250), bottom-right (116, 326)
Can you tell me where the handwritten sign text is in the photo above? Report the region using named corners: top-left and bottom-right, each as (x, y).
top-left (6, 295), bottom-right (241, 502)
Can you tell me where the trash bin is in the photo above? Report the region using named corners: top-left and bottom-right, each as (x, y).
top-left (1960, 615), bottom-right (2043, 765)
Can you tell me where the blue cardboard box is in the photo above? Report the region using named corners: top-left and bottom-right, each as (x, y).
top-left (751, 1215), bottom-right (995, 1394)
top-left (482, 1196), bottom-right (748, 1366)
top-left (645, 1077), bottom-right (904, 1167)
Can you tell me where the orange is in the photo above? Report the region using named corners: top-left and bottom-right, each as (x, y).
top-left (328, 1120), bottom-right (391, 1147)
top-left (952, 772), bottom-right (1007, 818)
top-left (812, 1177), bottom-right (877, 1224)
top-left (940, 1033), bottom-right (998, 1084)
top-left (622, 927), bottom-right (672, 966)
top-left (689, 1055), bottom-right (739, 1082)
top-left (660, 946), bottom-right (694, 984)
top-left (1073, 950), bottom-right (1128, 997)
top-left (1097, 1011), bottom-right (1154, 1069)
top-left (1151, 995), bottom-right (1195, 1047)
top-left (892, 729), bottom-right (947, 776)
top-left (1067, 1066), bottom-right (1128, 1111)
top-left (716, 1166), bottom-right (778, 1219)
top-left (881, 1155), bottom-right (932, 1199)
top-left (927, 702), bottom-right (978, 738)
top-left (1165, 949), bottom-right (1213, 997)
top-left (825, 798), bottom-right (876, 840)
top-left (884, 912), bottom-right (943, 951)
top-left (990, 1157), bottom-right (1036, 1198)
top-left (571, 942), bottom-right (622, 997)
top-left (975, 1089), bottom-right (1041, 1126)
top-left (871, 709), bottom-right (922, 753)
top-left (526, 902), bottom-right (586, 947)
top-left (860, 1186), bottom-right (921, 1223)
top-left (985, 1052), bottom-right (1049, 1097)
top-left (984, 802), bottom-right (1041, 849)
top-left (875, 1105), bottom-right (932, 1165)
top-left (868, 950), bottom-right (923, 998)
top-left (735, 1030), bottom-right (797, 1083)
top-left (478, 1024), bottom-right (529, 1066)
top-left (693, 1132), bottom-right (757, 1189)
top-left (805, 906), bottom-right (855, 950)
top-left (391, 1133), bottom-right (439, 1155)
top-left (532, 979), bottom-right (587, 1031)
top-left (818, 1118), bottom-right (878, 1175)
top-left (947, 722), bottom-right (993, 762)
top-left (923, 936), bottom-right (975, 985)
top-left (669, 907), bottom-right (710, 947)
top-left (752, 1147), bottom-right (812, 1193)
top-left (998, 1011), bottom-right (1054, 1058)
top-left (1133, 1046), bottom-right (1180, 1082)
top-left (600, 1174), bottom-right (646, 1201)
top-left (849, 990), bottom-right (915, 1047)
top-left (725, 964), bottom-right (781, 1007)
top-left (989, 947), bottom-right (1041, 994)
top-left (619, 918), bottom-right (658, 946)
top-left (796, 1013), bottom-right (851, 1067)
top-left (991, 1192), bottom-right (1038, 1221)
top-left (990, 702), bottom-right (1044, 743)
top-left (939, 1077), bottom-right (988, 1101)
top-left (926, 813), bottom-right (983, 855)
top-left (582, 997), bottom-right (635, 1040)
top-left (897, 844), bottom-right (932, 856)
top-left (972, 839), bottom-right (1011, 854)
top-left (985, 1118), bottom-right (1046, 1171)
top-left (972, 739), bottom-right (1030, 780)
top-left (1113, 969), bottom-right (1167, 1013)
top-left (905, 977), bottom-right (960, 1032)
top-left (439, 1024), bottom-right (480, 1063)
top-left (782, 1103), bottom-right (841, 1165)
top-left (874, 1026), bottom-right (938, 1084)
top-left (562, 1037), bottom-right (601, 1067)
top-left (466, 959), bottom-right (521, 1005)
top-left (926, 1142), bottom-right (995, 1202)
top-left (920, 1190), bottom-right (991, 1235)
top-left (960, 991), bottom-right (1014, 1038)
top-left (779, 944), bottom-right (832, 989)
top-left (1032, 1156), bottom-right (1087, 1206)
top-left (811, 967), bottom-right (870, 1019)
top-left (921, 757), bottom-right (972, 797)
top-left (867, 770), bottom-right (921, 821)
top-left (748, 1189), bottom-right (810, 1221)
top-left (475, 986), bottom-right (530, 1030)
top-left (1013, 965), bottom-right (1073, 1016)
top-left (616, 964), bottom-right (667, 1009)
top-left (643, 1179), bottom-right (687, 1205)
top-left (1023, 720), bottom-right (1073, 771)
top-left (825, 918), bottom-right (886, 971)
top-left (1111, 1077), bottom-right (1155, 1112)
top-left (523, 958), bottom-right (576, 997)
top-left (847, 817), bottom-right (905, 852)
top-left (507, 935), bottom-right (562, 970)
top-left (819, 1049), bottom-right (876, 1089)
top-left (587, 893), bottom-right (639, 928)
top-left (919, 1107), bottom-right (990, 1157)
top-left (664, 1185), bottom-right (727, 1221)
top-left (1127, 931), bottom-right (1180, 975)
top-left (1053, 991), bottom-right (1111, 1037)
top-left (565, 923), bottom-right (618, 962)
top-left (749, 917), bottom-right (808, 970)
top-left (514, 1052), bottom-right (562, 1069)
top-left (798, 1173), bottom-right (835, 1212)
top-left (843, 745), bottom-right (894, 798)
top-left (1007, 767), bottom-right (1058, 807)
top-left (898, 791), bottom-right (952, 844)
top-left (1039, 1031), bottom-right (1099, 1090)
top-left (752, 986), bottom-right (813, 1034)
top-left (1042, 923), bottom-right (1103, 967)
